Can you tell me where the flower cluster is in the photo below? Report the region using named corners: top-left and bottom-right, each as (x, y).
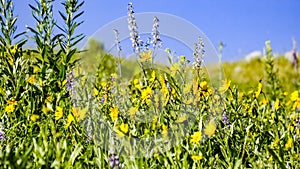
top-left (222, 111), bottom-right (230, 128)
top-left (109, 154), bottom-right (121, 169)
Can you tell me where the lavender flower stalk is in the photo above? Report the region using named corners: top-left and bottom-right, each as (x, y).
top-left (85, 118), bottom-right (93, 143)
top-left (127, 2), bottom-right (142, 54)
top-left (113, 29), bottom-right (122, 77)
top-left (151, 16), bottom-right (162, 49)
top-left (109, 154), bottom-right (121, 169)
top-left (193, 37), bottom-right (205, 70)
top-left (145, 37), bottom-right (151, 51)
top-left (66, 70), bottom-right (77, 105)
top-left (0, 125), bottom-right (5, 140)
top-left (0, 131), bottom-right (5, 140)
top-left (222, 111), bottom-right (230, 128)
top-left (292, 38), bottom-right (298, 71)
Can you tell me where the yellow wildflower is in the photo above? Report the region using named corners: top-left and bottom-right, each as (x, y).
top-left (139, 50), bottom-right (152, 62)
top-left (285, 137), bottom-right (293, 150)
top-left (133, 78), bottom-right (139, 85)
top-left (30, 114), bottom-right (40, 122)
top-left (269, 156), bottom-right (273, 162)
top-left (272, 136), bottom-right (280, 147)
top-left (141, 86), bottom-right (152, 101)
top-left (116, 129), bottom-right (125, 138)
top-left (109, 107), bottom-right (119, 122)
top-left (8, 57), bottom-right (13, 65)
top-left (5, 104), bottom-right (15, 113)
top-left (260, 98), bottom-right (268, 106)
top-left (8, 99), bottom-right (18, 106)
top-left (274, 99), bottom-right (279, 111)
top-left (133, 78), bottom-right (141, 90)
top-left (162, 124), bottom-right (168, 135)
top-left (204, 88), bottom-right (214, 97)
top-left (33, 66), bottom-right (39, 73)
top-left (55, 106), bottom-right (63, 120)
top-left (10, 45), bottom-right (18, 55)
top-left (219, 79), bottom-right (231, 93)
top-left (180, 55), bottom-right (185, 63)
top-left (153, 153), bottom-right (159, 158)
top-left (290, 91), bottom-right (299, 101)
top-left (271, 113), bottom-right (275, 121)
top-left (190, 131), bottom-right (202, 144)
top-left (93, 88), bottom-right (99, 96)
top-left (144, 129), bottom-right (150, 135)
top-left (292, 98), bottom-right (300, 111)
top-left (39, 78), bottom-right (44, 86)
top-left (149, 71), bottom-right (156, 83)
top-left (239, 92), bottom-right (244, 100)
top-left (159, 75), bottom-right (168, 95)
top-left (101, 81), bottom-right (107, 87)
top-left (65, 113), bottom-right (75, 129)
top-left (72, 107), bottom-right (88, 121)
top-left (120, 123), bottom-right (129, 134)
top-left (204, 120), bottom-right (216, 137)
top-left (152, 122), bottom-right (156, 130)
top-left (46, 95), bottom-right (54, 103)
top-left (191, 155), bottom-right (203, 161)
top-left (42, 106), bottom-right (50, 114)
top-left (42, 103), bottom-right (53, 113)
top-left (289, 124), bottom-right (295, 133)
top-left (62, 79), bottom-right (67, 86)
top-left (255, 82), bottom-right (262, 98)
top-left (200, 81), bottom-right (208, 90)
top-left (26, 75), bottom-right (35, 84)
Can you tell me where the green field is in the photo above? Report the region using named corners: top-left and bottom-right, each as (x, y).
top-left (0, 0), bottom-right (300, 168)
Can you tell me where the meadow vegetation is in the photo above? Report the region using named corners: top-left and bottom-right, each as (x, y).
top-left (0, 0), bottom-right (299, 168)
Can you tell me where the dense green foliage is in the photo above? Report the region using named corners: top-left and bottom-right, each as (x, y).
top-left (0, 1), bottom-right (299, 168)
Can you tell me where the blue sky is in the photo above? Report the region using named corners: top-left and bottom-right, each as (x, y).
top-left (14, 0), bottom-right (300, 61)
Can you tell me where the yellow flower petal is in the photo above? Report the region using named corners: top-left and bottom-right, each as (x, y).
top-left (109, 107), bottom-right (119, 122)
top-left (191, 155), bottom-right (203, 161)
top-left (30, 114), bottom-right (40, 122)
top-left (5, 104), bottom-right (15, 113)
top-left (65, 113), bottom-right (75, 129)
top-left (190, 131), bottom-right (202, 144)
top-left (55, 106), bottom-right (63, 120)
top-left (204, 120), bottom-right (216, 137)
top-left (120, 123), bottom-right (129, 134)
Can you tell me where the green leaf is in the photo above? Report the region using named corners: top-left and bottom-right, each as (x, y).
top-left (69, 144), bottom-right (83, 166)
top-left (267, 147), bottom-right (286, 169)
